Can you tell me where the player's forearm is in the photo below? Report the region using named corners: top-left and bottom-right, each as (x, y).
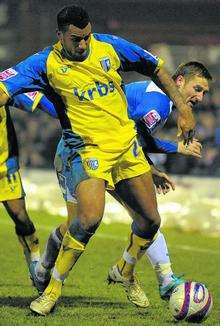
top-left (153, 138), bottom-right (178, 153)
top-left (155, 67), bottom-right (186, 114)
top-left (141, 133), bottom-right (177, 153)
top-left (0, 88), bottom-right (9, 107)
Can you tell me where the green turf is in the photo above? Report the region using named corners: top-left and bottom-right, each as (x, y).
top-left (0, 209), bottom-right (219, 325)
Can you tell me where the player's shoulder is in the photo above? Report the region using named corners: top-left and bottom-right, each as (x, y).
top-left (138, 81), bottom-right (172, 119)
top-left (37, 46), bottom-right (53, 57)
top-left (27, 46), bottom-right (53, 64)
top-left (15, 46), bottom-right (53, 75)
top-left (146, 82), bottom-right (171, 106)
top-left (93, 33), bottom-right (122, 44)
top-left (126, 80), bottom-right (149, 90)
top-left (146, 81), bottom-right (166, 96)
top-left (126, 80), bottom-right (167, 94)
top-left (92, 33), bottom-right (132, 50)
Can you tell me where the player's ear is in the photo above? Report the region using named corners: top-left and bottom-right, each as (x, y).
top-left (175, 75), bottom-right (185, 87)
top-left (56, 29), bottom-right (62, 41)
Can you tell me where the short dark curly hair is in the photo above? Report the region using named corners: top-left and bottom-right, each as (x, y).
top-left (57, 4), bottom-right (90, 32)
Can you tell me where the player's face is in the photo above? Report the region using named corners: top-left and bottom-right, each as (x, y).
top-left (57, 23), bottom-right (91, 61)
top-left (177, 75), bottom-right (209, 108)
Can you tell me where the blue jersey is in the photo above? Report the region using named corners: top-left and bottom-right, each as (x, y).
top-left (125, 81), bottom-right (177, 153)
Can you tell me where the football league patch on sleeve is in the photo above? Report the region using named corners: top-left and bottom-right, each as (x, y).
top-left (24, 91), bottom-right (39, 101)
top-left (142, 109), bottom-right (161, 130)
top-left (0, 68), bottom-right (18, 81)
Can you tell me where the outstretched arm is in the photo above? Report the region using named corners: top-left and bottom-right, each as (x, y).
top-left (142, 134), bottom-right (178, 154)
top-left (142, 133), bottom-right (202, 158)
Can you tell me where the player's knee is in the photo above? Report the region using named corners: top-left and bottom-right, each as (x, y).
top-left (15, 219), bottom-right (36, 237)
top-left (143, 210), bottom-right (161, 230)
top-left (69, 218), bottom-right (100, 244)
top-left (131, 217), bottom-right (161, 240)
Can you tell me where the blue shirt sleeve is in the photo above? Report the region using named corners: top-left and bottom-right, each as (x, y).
top-left (93, 33), bottom-right (163, 76)
top-left (141, 134), bottom-right (178, 154)
top-left (10, 93), bottom-right (37, 112)
top-left (0, 47), bottom-right (52, 97)
top-left (152, 137), bottom-right (178, 153)
top-left (9, 92), bottom-right (58, 119)
top-left (37, 95), bottom-right (58, 118)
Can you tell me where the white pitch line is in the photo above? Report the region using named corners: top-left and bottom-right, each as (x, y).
top-left (95, 232), bottom-right (220, 255)
top-left (172, 244), bottom-right (220, 255)
top-left (0, 218), bottom-right (219, 255)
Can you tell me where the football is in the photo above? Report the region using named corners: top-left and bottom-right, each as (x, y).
top-left (169, 281), bottom-right (213, 323)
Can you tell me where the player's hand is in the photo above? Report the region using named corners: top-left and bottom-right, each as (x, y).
top-left (177, 105), bottom-right (196, 144)
top-left (177, 138), bottom-right (202, 158)
top-left (151, 165), bottom-right (175, 195)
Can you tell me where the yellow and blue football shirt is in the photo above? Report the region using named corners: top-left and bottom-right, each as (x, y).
top-left (0, 33), bottom-right (163, 154)
top-left (0, 92), bottom-right (42, 177)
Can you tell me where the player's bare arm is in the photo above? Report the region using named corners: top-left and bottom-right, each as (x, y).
top-left (155, 66), bottom-right (196, 141)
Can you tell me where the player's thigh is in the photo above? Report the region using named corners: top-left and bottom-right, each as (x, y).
top-left (76, 177), bottom-right (106, 225)
top-left (112, 140), bottom-right (158, 218)
top-left (115, 171), bottom-right (159, 221)
top-left (56, 149), bottom-right (106, 226)
top-left (55, 141), bottom-right (111, 218)
top-left (112, 140), bottom-right (150, 186)
top-left (108, 189), bottom-right (139, 220)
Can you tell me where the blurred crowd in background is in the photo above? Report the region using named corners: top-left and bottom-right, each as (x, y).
top-left (2, 0), bottom-right (220, 176)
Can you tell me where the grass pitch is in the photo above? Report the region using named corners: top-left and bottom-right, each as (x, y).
top-left (0, 209), bottom-right (219, 325)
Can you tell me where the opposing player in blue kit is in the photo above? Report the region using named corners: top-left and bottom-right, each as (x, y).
top-left (0, 4), bottom-right (197, 315)
top-left (108, 61), bottom-right (212, 304)
top-left (125, 61), bottom-right (210, 158)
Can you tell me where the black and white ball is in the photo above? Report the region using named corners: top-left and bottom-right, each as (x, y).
top-left (169, 281), bottom-right (213, 323)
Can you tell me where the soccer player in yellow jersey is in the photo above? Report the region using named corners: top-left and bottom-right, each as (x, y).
top-left (0, 5), bottom-right (196, 315)
top-left (32, 62), bottom-right (210, 309)
top-left (0, 92), bottom-right (42, 277)
top-left (0, 91), bottom-right (58, 281)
